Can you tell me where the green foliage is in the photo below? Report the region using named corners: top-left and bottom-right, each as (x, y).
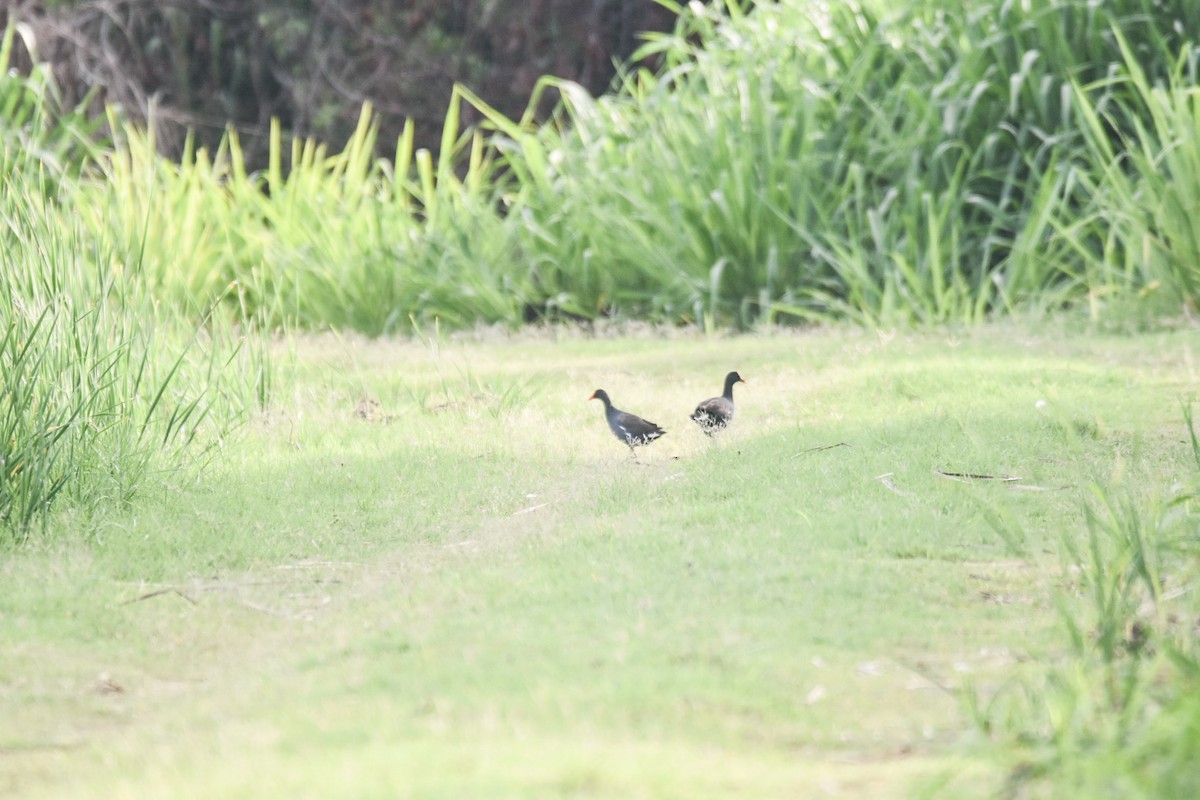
top-left (0, 171), bottom-right (261, 541)
top-left (972, 403), bottom-right (1200, 799)
top-left (0, 22), bottom-right (105, 186)
top-left (0, 24), bottom-right (265, 540)
top-left (1061, 33), bottom-right (1200, 318)
top-left (511, 0), bottom-right (1200, 327)
top-left (14, 2), bottom-right (1200, 332)
top-left (70, 95), bottom-right (527, 335)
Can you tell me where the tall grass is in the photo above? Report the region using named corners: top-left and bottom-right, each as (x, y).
top-left (1059, 34), bottom-right (1200, 318)
top-left (0, 165), bottom-right (268, 542)
top-left (72, 94), bottom-right (527, 335)
top-left (0, 23), bottom-right (105, 187)
top-left (0, 28), bottom-right (266, 542)
top-left (12, 2), bottom-right (1199, 334)
top-left (972, 404), bottom-right (1200, 798)
top-left (508, 0), bottom-right (1200, 326)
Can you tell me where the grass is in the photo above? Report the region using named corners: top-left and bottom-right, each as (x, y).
top-left (0, 172), bottom-right (258, 541)
top-left (973, 396), bottom-right (1200, 798)
top-left (9, 0), bottom-right (1200, 342)
top-left (2, 2), bottom-right (1199, 794)
top-left (2, 323), bottom-right (1195, 798)
top-left (0, 32), bottom-right (265, 540)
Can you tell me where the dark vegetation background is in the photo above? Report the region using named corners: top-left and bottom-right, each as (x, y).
top-left (1, 0), bottom-right (676, 167)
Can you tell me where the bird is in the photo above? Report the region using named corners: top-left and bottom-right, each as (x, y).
top-left (691, 371), bottom-right (745, 436)
top-left (589, 389), bottom-right (666, 456)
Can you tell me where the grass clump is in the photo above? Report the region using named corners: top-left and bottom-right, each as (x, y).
top-left (0, 28), bottom-right (265, 542)
top-left (972, 403), bottom-right (1200, 798)
top-left (0, 172), bottom-right (260, 542)
top-left (1063, 35), bottom-right (1200, 320)
top-left (73, 96), bottom-right (527, 335)
top-left (0, 23), bottom-right (105, 188)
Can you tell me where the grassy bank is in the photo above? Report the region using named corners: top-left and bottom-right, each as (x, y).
top-left (2, 325), bottom-right (1196, 797)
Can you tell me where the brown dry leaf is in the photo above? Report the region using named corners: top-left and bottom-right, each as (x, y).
top-left (93, 673), bottom-right (124, 694)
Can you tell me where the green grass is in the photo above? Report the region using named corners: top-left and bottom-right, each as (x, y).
top-left (2, 3), bottom-right (1199, 795)
top-left (0, 31), bottom-right (265, 539)
top-left (973, 396), bottom-right (1200, 798)
top-left (10, 1), bottom-right (1200, 341)
top-left (0, 171), bottom-right (260, 541)
top-left (2, 325), bottom-right (1195, 798)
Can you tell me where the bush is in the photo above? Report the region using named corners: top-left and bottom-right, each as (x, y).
top-left (507, 0), bottom-right (1200, 326)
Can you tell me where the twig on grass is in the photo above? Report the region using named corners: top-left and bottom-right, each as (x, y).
top-left (891, 657), bottom-right (958, 699)
top-left (934, 468), bottom-right (1061, 491)
top-left (274, 560), bottom-right (360, 570)
top-left (934, 469), bottom-right (1021, 482)
top-left (236, 598), bottom-right (296, 619)
top-left (791, 441), bottom-right (852, 459)
top-left (236, 596), bottom-right (328, 621)
top-left (196, 580), bottom-right (283, 591)
top-left (122, 587), bottom-right (197, 605)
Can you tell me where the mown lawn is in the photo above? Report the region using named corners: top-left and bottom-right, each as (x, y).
top-left (1, 322), bottom-right (1195, 799)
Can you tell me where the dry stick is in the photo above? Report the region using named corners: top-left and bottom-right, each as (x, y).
top-left (196, 580), bottom-right (287, 591)
top-left (237, 594), bottom-right (331, 620)
top-left (123, 587), bottom-right (197, 605)
top-left (933, 469), bottom-right (1021, 482)
top-left (274, 560), bottom-right (359, 570)
top-left (236, 598), bottom-right (300, 619)
top-left (933, 468), bottom-right (1063, 491)
top-left (791, 441), bottom-right (852, 459)
top-left (891, 657), bottom-right (959, 699)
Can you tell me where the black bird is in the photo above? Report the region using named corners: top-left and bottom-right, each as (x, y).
top-left (589, 389), bottom-right (666, 456)
top-left (691, 371), bottom-right (745, 436)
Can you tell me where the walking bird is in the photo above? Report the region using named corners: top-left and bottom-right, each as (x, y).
top-left (690, 371), bottom-right (745, 436)
top-left (589, 389), bottom-right (666, 456)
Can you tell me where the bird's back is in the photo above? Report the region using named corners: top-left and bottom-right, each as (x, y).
top-left (609, 408), bottom-right (665, 445)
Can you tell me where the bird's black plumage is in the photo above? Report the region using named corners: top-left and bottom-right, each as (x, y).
top-left (691, 371), bottom-right (745, 436)
top-left (589, 389), bottom-right (666, 454)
